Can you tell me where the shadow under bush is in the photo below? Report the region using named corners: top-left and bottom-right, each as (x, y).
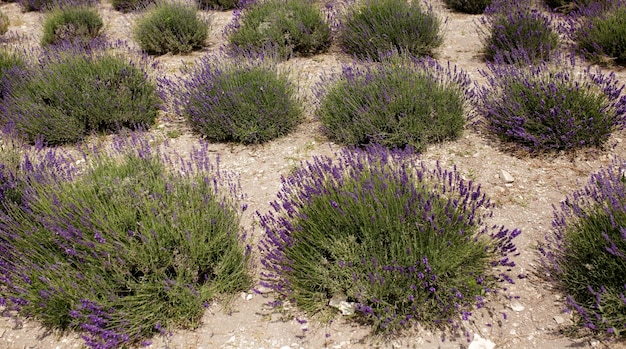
top-left (226, 0), bottom-right (331, 59)
top-left (315, 55), bottom-right (470, 151)
top-left (443, 0), bottom-right (491, 14)
top-left (0, 45), bottom-right (161, 145)
top-left (259, 145), bottom-right (520, 333)
top-left (539, 159), bottom-right (626, 338)
top-left (338, 0), bottom-right (442, 60)
top-left (474, 55), bottom-right (626, 153)
top-left (0, 136), bottom-right (252, 349)
top-left (161, 54), bottom-right (302, 144)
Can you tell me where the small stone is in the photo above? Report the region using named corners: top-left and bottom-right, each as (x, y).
top-left (554, 315), bottom-right (565, 325)
top-left (280, 346), bottom-right (292, 349)
top-left (500, 169), bottom-right (515, 183)
top-left (468, 334), bottom-right (495, 349)
top-left (510, 300), bottom-right (525, 312)
top-left (591, 340), bottom-right (599, 347)
top-left (246, 293), bottom-right (253, 301)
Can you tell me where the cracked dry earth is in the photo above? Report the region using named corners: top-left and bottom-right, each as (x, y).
top-left (2, 1), bottom-right (626, 348)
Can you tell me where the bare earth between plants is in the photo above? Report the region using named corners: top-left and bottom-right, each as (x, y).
top-left (1, 1), bottom-right (626, 348)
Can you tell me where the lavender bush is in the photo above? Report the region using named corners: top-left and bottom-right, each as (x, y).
top-left (480, 0), bottom-right (559, 63)
top-left (474, 54), bottom-right (626, 153)
top-left (196, 0), bottom-right (240, 10)
top-left (226, 0), bottom-right (331, 59)
top-left (338, 0), bottom-right (442, 60)
top-left (111, 0), bottom-right (153, 12)
top-left (0, 10), bottom-right (8, 35)
top-left (41, 6), bottom-right (104, 47)
top-left (538, 159), bottom-right (626, 338)
top-left (0, 44), bottom-right (160, 145)
top-left (570, 0), bottom-right (626, 65)
top-left (133, 1), bottom-right (208, 55)
top-left (259, 145), bottom-right (520, 333)
top-left (0, 136), bottom-right (252, 349)
top-left (315, 55), bottom-right (471, 151)
top-left (162, 54), bottom-right (302, 144)
top-left (19, 0), bottom-right (97, 12)
top-left (443, 0), bottom-right (491, 14)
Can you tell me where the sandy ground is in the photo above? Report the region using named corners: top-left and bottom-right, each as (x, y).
top-left (2, 1), bottom-right (626, 348)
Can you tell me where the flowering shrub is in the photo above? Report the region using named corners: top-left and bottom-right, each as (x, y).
top-left (0, 50), bottom-right (26, 100)
top-left (315, 55), bottom-right (470, 151)
top-left (443, 0), bottom-right (491, 14)
top-left (0, 45), bottom-right (160, 145)
top-left (474, 55), bottom-right (626, 152)
top-left (41, 6), bottom-right (104, 47)
top-left (196, 0), bottom-right (239, 10)
top-left (19, 0), bottom-right (97, 12)
top-left (338, 0), bottom-right (442, 60)
top-left (0, 10), bottom-right (8, 35)
top-left (571, 0), bottom-right (626, 65)
top-left (259, 145), bottom-right (520, 332)
top-left (133, 1), bottom-right (208, 55)
top-left (227, 0), bottom-right (331, 59)
top-left (111, 0), bottom-right (153, 12)
top-left (539, 159), bottom-right (626, 338)
top-left (0, 136), bottom-right (252, 349)
top-left (480, 0), bottom-right (559, 63)
top-left (162, 54), bottom-right (302, 144)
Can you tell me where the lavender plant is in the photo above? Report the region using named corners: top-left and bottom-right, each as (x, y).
top-left (474, 55), bottom-right (626, 153)
top-left (133, 1), bottom-right (208, 55)
top-left (41, 6), bottom-right (104, 47)
top-left (443, 0), bottom-right (491, 14)
top-left (315, 55), bottom-right (470, 151)
top-left (0, 10), bottom-right (8, 35)
top-left (538, 159), bottom-right (626, 338)
top-left (162, 54), bottom-right (302, 144)
top-left (196, 0), bottom-right (239, 10)
top-left (111, 0), bottom-right (154, 12)
top-left (480, 0), bottom-right (559, 63)
top-left (259, 145), bottom-right (520, 332)
top-left (19, 0), bottom-right (97, 12)
top-left (0, 45), bottom-right (160, 145)
top-left (0, 50), bottom-right (26, 100)
top-left (0, 136), bottom-right (252, 349)
top-left (338, 0), bottom-right (442, 60)
top-left (571, 0), bottom-right (626, 65)
top-left (226, 0), bottom-right (331, 59)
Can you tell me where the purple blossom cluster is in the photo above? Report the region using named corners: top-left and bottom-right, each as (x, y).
top-left (259, 145), bottom-right (520, 332)
top-left (475, 53), bottom-right (626, 152)
top-left (539, 158), bottom-right (626, 338)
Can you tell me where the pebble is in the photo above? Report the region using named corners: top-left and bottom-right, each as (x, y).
top-left (468, 333), bottom-right (496, 349)
top-left (554, 315), bottom-right (565, 325)
top-left (500, 169), bottom-right (515, 183)
top-left (510, 300), bottom-right (525, 312)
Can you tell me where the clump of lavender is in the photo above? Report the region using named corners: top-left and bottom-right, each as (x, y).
top-left (0, 135), bottom-right (252, 349)
top-left (111, 0), bottom-right (153, 12)
top-left (315, 54), bottom-right (471, 151)
top-left (443, 0), bottom-right (491, 14)
top-left (474, 54), bottom-right (626, 153)
top-left (338, 0), bottom-right (442, 60)
top-left (0, 43), bottom-right (161, 145)
top-left (538, 159), bottom-right (626, 338)
top-left (161, 53), bottom-right (302, 144)
top-left (0, 10), bottom-right (8, 35)
top-left (259, 145), bottom-right (520, 333)
top-left (479, 0), bottom-right (559, 63)
top-left (569, 0), bottom-right (626, 65)
top-left (133, 1), bottom-right (209, 55)
top-left (226, 0), bottom-right (331, 59)
top-left (19, 0), bottom-right (97, 12)
top-left (196, 0), bottom-right (241, 10)
top-left (41, 5), bottom-right (104, 47)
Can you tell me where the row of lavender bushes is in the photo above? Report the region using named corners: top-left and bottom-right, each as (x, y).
top-left (0, 0), bottom-right (626, 345)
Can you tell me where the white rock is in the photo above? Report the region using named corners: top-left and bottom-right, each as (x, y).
top-left (468, 334), bottom-right (496, 349)
top-left (554, 315), bottom-right (565, 324)
top-left (510, 300), bottom-right (525, 312)
top-left (280, 346), bottom-right (292, 349)
top-left (500, 170), bottom-right (515, 183)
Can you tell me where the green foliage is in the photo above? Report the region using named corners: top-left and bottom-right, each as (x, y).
top-left (169, 56), bottom-right (302, 144)
top-left (133, 2), bottom-right (209, 55)
top-left (315, 56), bottom-right (468, 151)
top-left (0, 10), bottom-right (9, 35)
top-left (195, 0), bottom-right (238, 10)
top-left (339, 0), bottom-right (442, 60)
top-left (443, 0), bottom-right (491, 14)
top-left (41, 6), bottom-right (104, 47)
top-left (227, 0), bottom-right (331, 59)
top-left (2, 52), bottom-right (160, 145)
top-left (111, 0), bottom-right (153, 12)
top-left (0, 141), bottom-right (252, 347)
top-left (0, 50), bottom-right (26, 99)
top-left (575, 6), bottom-right (626, 65)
